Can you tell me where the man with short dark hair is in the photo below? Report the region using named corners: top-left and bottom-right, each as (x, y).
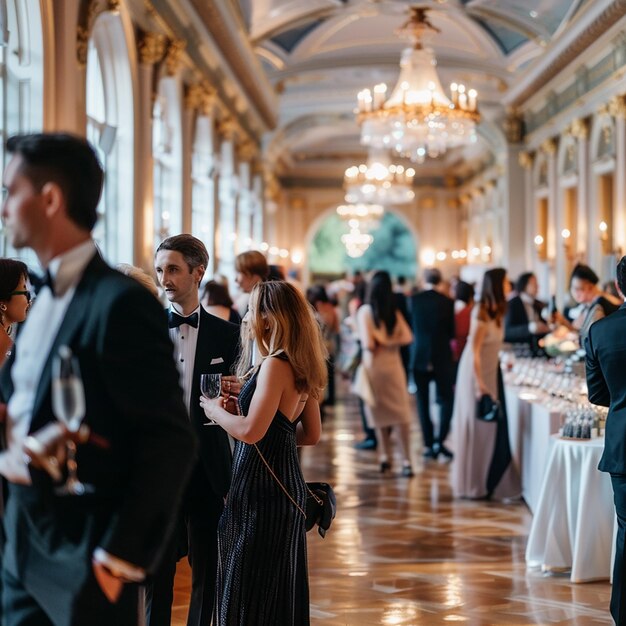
top-left (504, 272), bottom-right (549, 352)
top-left (150, 234), bottom-right (239, 626)
top-left (0, 132), bottom-right (196, 625)
top-left (585, 255), bottom-right (626, 625)
top-left (410, 267), bottom-right (455, 460)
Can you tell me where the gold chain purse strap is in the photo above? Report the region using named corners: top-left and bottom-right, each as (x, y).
top-left (253, 444), bottom-right (323, 518)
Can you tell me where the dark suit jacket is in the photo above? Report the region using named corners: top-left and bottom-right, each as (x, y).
top-left (187, 308), bottom-right (239, 499)
top-left (0, 254), bottom-right (196, 612)
top-left (585, 303), bottom-right (626, 474)
top-left (410, 289), bottom-right (455, 373)
top-left (504, 295), bottom-right (546, 344)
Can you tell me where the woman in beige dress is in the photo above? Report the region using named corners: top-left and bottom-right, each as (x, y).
top-left (357, 271), bottom-right (414, 476)
top-left (452, 267), bottom-right (521, 499)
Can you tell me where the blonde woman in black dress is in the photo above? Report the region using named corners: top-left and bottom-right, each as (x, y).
top-left (201, 280), bottom-right (327, 625)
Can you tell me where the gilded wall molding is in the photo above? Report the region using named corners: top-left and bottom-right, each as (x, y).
top-left (185, 83), bottom-right (216, 114)
top-left (237, 141), bottom-right (258, 162)
top-left (502, 110), bottom-right (525, 144)
top-left (218, 117), bottom-right (240, 141)
top-left (541, 138), bottom-right (557, 156)
top-left (609, 94), bottom-right (626, 118)
top-left (76, 0), bottom-right (122, 67)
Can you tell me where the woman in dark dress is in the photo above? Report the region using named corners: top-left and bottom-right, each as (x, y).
top-left (201, 280), bottom-right (327, 625)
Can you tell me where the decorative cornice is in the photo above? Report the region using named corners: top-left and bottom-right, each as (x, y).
top-left (569, 117), bottom-right (589, 140)
top-left (137, 31), bottom-right (166, 65)
top-left (189, 0), bottom-right (276, 129)
top-left (164, 40), bottom-right (186, 77)
top-left (511, 0), bottom-right (626, 107)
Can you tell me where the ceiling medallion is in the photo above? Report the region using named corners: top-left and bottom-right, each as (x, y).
top-left (355, 7), bottom-right (480, 163)
top-left (344, 150), bottom-right (415, 205)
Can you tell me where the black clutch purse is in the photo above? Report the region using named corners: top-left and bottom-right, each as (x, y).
top-left (305, 482), bottom-right (337, 538)
top-left (476, 393), bottom-right (500, 422)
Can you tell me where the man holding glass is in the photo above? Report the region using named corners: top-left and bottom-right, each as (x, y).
top-left (0, 133), bottom-right (196, 625)
top-left (152, 235), bottom-right (239, 626)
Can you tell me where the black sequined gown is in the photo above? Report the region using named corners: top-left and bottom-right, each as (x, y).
top-left (213, 363), bottom-right (310, 626)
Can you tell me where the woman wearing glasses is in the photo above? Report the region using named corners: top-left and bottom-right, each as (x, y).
top-left (0, 259), bottom-right (30, 366)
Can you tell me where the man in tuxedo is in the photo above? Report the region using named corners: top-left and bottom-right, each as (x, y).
top-left (504, 272), bottom-right (549, 353)
top-left (410, 268), bottom-right (455, 461)
top-left (585, 256), bottom-right (626, 625)
top-left (150, 235), bottom-right (239, 626)
top-left (0, 133), bottom-right (196, 625)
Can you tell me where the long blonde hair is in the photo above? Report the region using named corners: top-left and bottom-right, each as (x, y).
top-left (236, 281), bottom-right (328, 398)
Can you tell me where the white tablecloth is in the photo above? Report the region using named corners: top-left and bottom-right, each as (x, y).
top-left (504, 387), bottom-right (561, 512)
top-left (525, 435), bottom-right (614, 582)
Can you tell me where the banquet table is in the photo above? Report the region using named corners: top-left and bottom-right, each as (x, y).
top-left (504, 386), bottom-right (562, 512)
top-left (525, 435), bottom-right (614, 582)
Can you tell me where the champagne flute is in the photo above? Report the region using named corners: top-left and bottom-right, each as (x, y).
top-left (52, 345), bottom-right (91, 495)
top-left (200, 373), bottom-right (222, 426)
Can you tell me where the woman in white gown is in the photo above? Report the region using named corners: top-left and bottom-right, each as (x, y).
top-left (452, 268), bottom-right (521, 500)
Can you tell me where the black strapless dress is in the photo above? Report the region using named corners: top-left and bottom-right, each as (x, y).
top-left (213, 363), bottom-right (310, 625)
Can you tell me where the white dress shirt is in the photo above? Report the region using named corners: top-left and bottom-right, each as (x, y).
top-left (1, 239), bottom-right (97, 484)
top-left (169, 305), bottom-right (201, 413)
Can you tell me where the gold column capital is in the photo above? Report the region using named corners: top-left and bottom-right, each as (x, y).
top-left (541, 138), bottom-right (557, 156)
top-left (138, 31), bottom-right (166, 65)
top-left (164, 40), bottom-right (186, 76)
top-left (609, 94), bottom-right (626, 119)
top-left (518, 151), bottom-right (534, 169)
top-left (237, 140), bottom-right (258, 162)
top-left (218, 116), bottom-right (239, 141)
top-left (569, 117), bottom-right (589, 140)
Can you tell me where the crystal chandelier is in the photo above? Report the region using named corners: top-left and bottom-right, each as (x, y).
top-left (341, 227), bottom-right (374, 258)
top-left (356, 8), bottom-right (479, 163)
top-left (336, 203), bottom-right (384, 233)
top-left (344, 150), bottom-right (415, 205)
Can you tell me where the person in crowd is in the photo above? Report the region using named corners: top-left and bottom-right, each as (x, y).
top-left (451, 280), bottom-right (474, 371)
top-left (585, 255), bottom-right (626, 625)
top-left (307, 284), bottom-right (339, 407)
top-left (116, 262), bottom-right (159, 299)
top-left (233, 250), bottom-right (269, 316)
top-left (347, 280), bottom-right (377, 450)
top-left (150, 235), bottom-right (240, 626)
top-left (504, 272), bottom-right (549, 352)
top-left (554, 263), bottom-right (620, 341)
top-left (267, 264), bottom-right (286, 281)
top-left (201, 279), bottom-right (242, 324)
top-left (201, 280), bottom-right (325, 625)
top-left (410, 267), bottom-right (455, 461)
top-left (357, 271), bottom-right (414, 476)
top-left (0, 259), bottom-right (30, 367)
top-left (0, 132), bottom-right (195, 625)
top-left (451, 267), bottom-right (520, 500)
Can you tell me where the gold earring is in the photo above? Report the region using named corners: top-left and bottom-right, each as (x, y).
top-left (0, 304), bottom-right (6, 312)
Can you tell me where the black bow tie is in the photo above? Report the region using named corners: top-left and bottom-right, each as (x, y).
top-left (41, 269), bottom-right (55, 296)
top-left (168, 311), bottom-right (199, 329)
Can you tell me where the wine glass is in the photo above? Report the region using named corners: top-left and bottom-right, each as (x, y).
top-left (200, 373), bottom-right (222, 426)
top-left (52, 345), bottom-right (91, 495)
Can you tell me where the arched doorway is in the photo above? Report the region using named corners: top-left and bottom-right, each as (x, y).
top-left (307, 209), bottom-right (419, 282)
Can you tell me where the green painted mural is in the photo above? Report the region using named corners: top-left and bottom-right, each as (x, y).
top-left (309, 211), bottom-right (417, 279)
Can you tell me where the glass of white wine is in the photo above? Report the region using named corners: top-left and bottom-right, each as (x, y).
top-left (200, 373), bottom-right (222, 426)
top-left (52, 345), bottom-right (91, 495)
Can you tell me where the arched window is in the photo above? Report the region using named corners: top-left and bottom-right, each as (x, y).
top-left (1, 0), bottom-right (44, 259)
top-left (153, 77), bottom-right (182, 246)
top-left (191, 115), bottom-right (216, 263)
top-left (86, 12), bottom-right (135, 264)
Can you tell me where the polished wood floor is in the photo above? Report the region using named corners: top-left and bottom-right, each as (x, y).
top-left (172, 382), bottom-right (612, 625)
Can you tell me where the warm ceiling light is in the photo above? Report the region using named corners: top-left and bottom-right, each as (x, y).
top-left (344, 150), bottom-right (415, 205)
top-left (356, 8), bottom-right (479, 163)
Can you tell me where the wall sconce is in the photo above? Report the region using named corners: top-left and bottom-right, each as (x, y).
top-left (436, 251), bottom-right (447, 262)
top-left (561, 228), bottom-right (571, 242)
top-left (458, 249), bottom-right (468, 259)
top-left (534, 235), bottom-right (544, 247)
top-left (471, 247), bottom-right (480, 258)
top-left (599, 221), bottom-right (608, 241)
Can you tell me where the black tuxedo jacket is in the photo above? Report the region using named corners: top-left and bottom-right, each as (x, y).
top-left (504, 295), bottom-right (546, 344)
top-left (585, 303), bottom-right (626, 473)
top-left (187, 308), bottom-right (239, 499)
top-left (410, 289), bottom-right (455, 372)
top-left (0, 254), bottom-right (196, 610)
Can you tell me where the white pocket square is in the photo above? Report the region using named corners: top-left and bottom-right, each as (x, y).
top-left (210, 357), bottom-right (224, 365)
